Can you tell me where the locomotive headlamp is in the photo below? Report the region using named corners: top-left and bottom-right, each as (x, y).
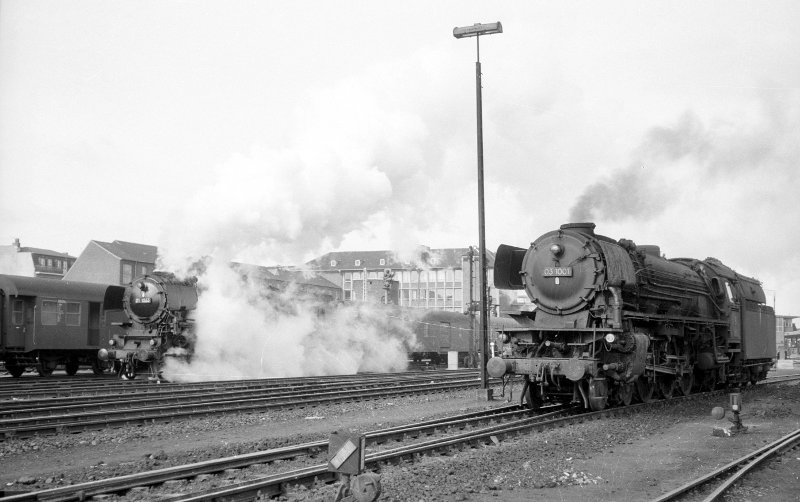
top-left (149, 338), bottom-right (157, 346)
top-left (98, 348), bottom-right (109, 361)
top-left (499, 333), bottom-right (510, 343)
top-left (604, 334), bottom-right (616, 344)
top-left (108, 339), bottom-right (116, 346)
top-left (550, 244), bottom-right (564, 257)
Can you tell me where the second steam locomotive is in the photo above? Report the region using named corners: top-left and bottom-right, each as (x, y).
top-left (99, 273), bottom-right (197, 379)
top-left (489, 222), bottom-right (775, 411)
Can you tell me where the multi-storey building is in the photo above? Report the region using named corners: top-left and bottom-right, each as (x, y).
top-left (307, 247), bottom-right (500, 313)
top-left (0, 238), bottom-right (76, 278)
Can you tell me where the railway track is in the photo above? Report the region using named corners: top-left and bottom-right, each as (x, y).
top-left (0, 369), bottom-right (478, 400)
top-left (162, 377), bottom-right (800, 502)
top-left (0, 371), bottom-right (477, 413)
top-left (0, 373), bottom-right (482, 440)
top-left (3, 373), bottom-right (798, 501)
top-left (651, 427), bottom-right (800, 502)
top-left (0, 403), bottom-right (577, 502)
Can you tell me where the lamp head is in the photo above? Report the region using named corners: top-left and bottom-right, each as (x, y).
top-left (453, 22), bottom-right (503, 39)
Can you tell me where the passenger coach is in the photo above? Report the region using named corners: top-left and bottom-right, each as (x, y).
top-left (0, 274), bottom-right (122, 376)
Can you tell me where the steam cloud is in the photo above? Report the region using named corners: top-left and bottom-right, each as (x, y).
top-left (161, 262), bottom-right (414, 381)
top-left (154, 62), bottom-right (473, 381)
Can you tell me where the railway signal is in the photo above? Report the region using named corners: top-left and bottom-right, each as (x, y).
top-left (328, 431), bottom-right (381, 502)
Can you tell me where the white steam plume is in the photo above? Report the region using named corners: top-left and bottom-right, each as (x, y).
top-left (155, 56), bottom-right (475, 381)
top-left (161, 261), bottom-right (414, 382)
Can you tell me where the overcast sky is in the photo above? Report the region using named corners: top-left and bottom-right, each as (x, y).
top-left (2, 1), bottom-right (799, 313)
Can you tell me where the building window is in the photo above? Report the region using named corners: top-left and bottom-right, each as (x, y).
top-left (355, 259), bottom-right (361, 267)
top-left (12, 300), bottom-right (24, 325)
top-left (379, 259), bottom-right (385, 266)
top-left (38, 257), bottom-right (46, 266)
top-left (122, 263), bottom-right (133, 284)
top-left (331, 260), bottom-right (337, 267)
top-left (141, 265), bottom-right (147, 275)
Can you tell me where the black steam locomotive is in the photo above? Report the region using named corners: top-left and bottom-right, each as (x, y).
top-left (99, 273), bottom-right (197, 379)
top-left (489, 223), bottom-right (775, 410)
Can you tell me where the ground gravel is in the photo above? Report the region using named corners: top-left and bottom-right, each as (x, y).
top-left (3, 375), bottom-right (799, 501)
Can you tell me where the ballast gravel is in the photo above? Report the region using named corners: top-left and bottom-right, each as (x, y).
top-left (2, 378), bottom-right (799, 501)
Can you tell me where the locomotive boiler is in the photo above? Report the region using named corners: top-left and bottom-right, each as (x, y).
top-left (99, 273), bottom-right (197, 379)
top-left (489, 223), bottom-right (775, 411)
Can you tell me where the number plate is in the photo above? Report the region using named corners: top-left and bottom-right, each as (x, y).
top-left (542, 267), bottom-right (573, 277)
top-left (135, 298), bottom-right (152, 304)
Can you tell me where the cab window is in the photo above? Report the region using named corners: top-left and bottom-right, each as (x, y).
top-left (724, 281), bottom-right (735, 302)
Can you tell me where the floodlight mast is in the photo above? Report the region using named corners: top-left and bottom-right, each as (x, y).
top-left (453, 22), bottom-right (502, 398)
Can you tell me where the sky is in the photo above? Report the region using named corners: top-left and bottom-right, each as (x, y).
top-left (2, 1), bottom-right (800, 315)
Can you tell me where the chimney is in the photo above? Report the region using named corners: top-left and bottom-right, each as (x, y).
top-left (560, 222), bottom-right (596, 236)
top-left (13, 238), bottom-right (20, 250)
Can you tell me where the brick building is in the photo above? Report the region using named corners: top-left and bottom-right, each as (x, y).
top-left (63, 240), bottom-right (157, 285)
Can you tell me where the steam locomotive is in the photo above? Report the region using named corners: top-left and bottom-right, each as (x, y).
top-left (489, 223), bottom-right (775, 411)
top-left (98, 273), bottom-right (197, 379)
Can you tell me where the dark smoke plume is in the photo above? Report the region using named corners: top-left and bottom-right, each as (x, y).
top-left (569, 95), bottom-right (797, 223)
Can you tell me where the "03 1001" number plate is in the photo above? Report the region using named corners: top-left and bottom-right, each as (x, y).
top-left (542, 266), bottom-right (572, 277)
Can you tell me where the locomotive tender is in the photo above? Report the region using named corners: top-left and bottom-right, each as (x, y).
top-left (99, 273), bottom-right (197, 379)
top-left (489, 223), bottom-right (775, 411)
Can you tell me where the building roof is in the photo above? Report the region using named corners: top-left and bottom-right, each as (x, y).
top-left (233, 263), bottom-right (340, 290)
top-left (94, 240), bottom-right (157, 263)
top-left (307, 247), bottom-right (495, 271)
top-left (14, 246), bottom-right (74, 259)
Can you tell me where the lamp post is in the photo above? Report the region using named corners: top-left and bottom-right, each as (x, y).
top-left (453, 22), bottom-right (502, 399)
